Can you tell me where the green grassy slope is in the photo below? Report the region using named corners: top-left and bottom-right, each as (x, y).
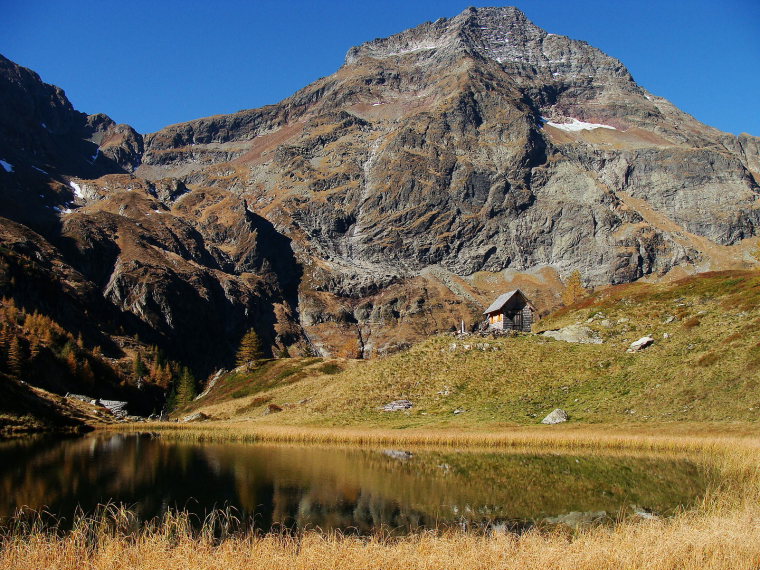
top-left (183, 271), bottom-right (760, 427)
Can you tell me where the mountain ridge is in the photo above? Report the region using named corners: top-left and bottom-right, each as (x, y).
top-left (1, 6), bottom-right (759, 391)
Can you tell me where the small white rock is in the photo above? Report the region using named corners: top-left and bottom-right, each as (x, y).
top-left (627, 336), bottom-right (654, 353)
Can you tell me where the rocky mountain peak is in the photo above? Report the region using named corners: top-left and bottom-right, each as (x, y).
top-left (2, 8), bottom-right (760, 372)
top-left (345, 6), bottom-right (632, 84)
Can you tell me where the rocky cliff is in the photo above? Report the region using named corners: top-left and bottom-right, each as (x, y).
top-left (1, 7), bottom-right (759, 374)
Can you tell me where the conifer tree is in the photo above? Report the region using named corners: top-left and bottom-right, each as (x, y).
top-left (58, 340), bottom-right (78, 375)
top-left (81, 359), bottom-right (95, 386)
top-left (29, 337), bottom-right (40, 359)
top-left (133, 352), bottom-right (147, 379)
top-left (8, 336), bottom-right (23, 378)
top-left (562, 270), bottom-right (587, 306)
top-left (65, 351), bottom-right (78, 375)
top-left (175, 367), bottom-right (197, 408)
top-left (0, 325), bottom-right (11, 365)
top-left (236, 329), bottom-right (263, 367)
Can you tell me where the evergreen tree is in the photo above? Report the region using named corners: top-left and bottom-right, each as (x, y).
top-left (175, 367), bottom-right (197, 408)
top-left (165, 386), bottom-right (177, 412)
top-left (562, 270), bottom-right (587, 306)
top-left (133, 352), bottom-right (147, 379)
top-left (236, 329), bottom-right (263, 367)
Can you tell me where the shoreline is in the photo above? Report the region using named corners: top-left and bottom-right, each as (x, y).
top-left (2, 423), bottom-right (759, 569)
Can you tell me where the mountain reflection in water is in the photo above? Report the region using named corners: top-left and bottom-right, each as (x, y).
top-left (0, 434), bottom-right (709, 533)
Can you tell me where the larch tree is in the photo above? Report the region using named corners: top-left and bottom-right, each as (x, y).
top-left (562, 270), bottom-right (588, 306)
top-left (7, 336), bottom-right (23, 378)
top-left (236, 329), bottom-right (263, 367)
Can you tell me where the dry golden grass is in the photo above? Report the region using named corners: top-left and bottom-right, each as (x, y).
top-left (2, 507), bottom-right (760, 570)
top-left (111, 420), bottom-right (760, 453)
top-left (2, 425), bottom-right (759, 569)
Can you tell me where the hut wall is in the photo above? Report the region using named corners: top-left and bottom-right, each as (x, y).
top-left (521, 305), bottom-right (533, 332)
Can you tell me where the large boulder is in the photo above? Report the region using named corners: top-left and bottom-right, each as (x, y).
top-left (98, 399), bottom-right (129, 418)
top-left (181, 412), bottom-right (210, 422)
top-left (541, 408), bottom-right (569, 424)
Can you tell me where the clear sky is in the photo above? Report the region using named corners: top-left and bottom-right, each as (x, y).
top-left (2, 0), bottom-right (758, 136)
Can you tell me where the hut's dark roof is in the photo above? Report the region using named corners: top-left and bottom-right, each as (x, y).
top-left (483, 289), bottom-right (523, 315)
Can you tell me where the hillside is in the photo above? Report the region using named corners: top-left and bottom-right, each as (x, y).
top-left (179, 270), bottom-right (760, 426)
top-left (0, 294), bottom-right (171, 433)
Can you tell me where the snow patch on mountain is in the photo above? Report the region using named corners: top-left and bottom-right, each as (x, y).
top-left (382, 40), bottom-right (442, 57)
top-left (543, 117), bottom-right (616, 132)
top-left (0, 159), bottom-right (14, 173)
top-left (69, 181), bottom-right (84, 199)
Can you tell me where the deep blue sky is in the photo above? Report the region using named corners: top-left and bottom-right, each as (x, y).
top-left (2, 1), bottom-right (758, 135)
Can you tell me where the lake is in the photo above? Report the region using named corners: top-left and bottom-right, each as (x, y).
top-left (0, 433), bottom-right (710, 533)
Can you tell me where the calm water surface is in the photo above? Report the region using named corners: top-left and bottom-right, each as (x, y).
top-left (0, 433), bottom-right (710, 532)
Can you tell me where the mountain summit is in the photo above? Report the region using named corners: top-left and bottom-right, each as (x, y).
top-left (347, 6), bottom-right (631, 84)
top-left (1, 7), bottom-right (759, 368)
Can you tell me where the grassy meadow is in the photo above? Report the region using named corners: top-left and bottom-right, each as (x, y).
top-left (176, 270), bottom-right (760, 427)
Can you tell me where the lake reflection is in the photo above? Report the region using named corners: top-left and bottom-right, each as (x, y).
top-left (0, 434), bottom-right (709, 533)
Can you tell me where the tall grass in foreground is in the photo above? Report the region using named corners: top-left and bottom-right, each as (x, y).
top-left (2, 428), bottom-right (760, 569)
top-left (1, 501), bottom-right (759, 569)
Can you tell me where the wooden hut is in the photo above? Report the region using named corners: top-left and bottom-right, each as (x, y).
top-left (483, 289), bottom-right (536, 332)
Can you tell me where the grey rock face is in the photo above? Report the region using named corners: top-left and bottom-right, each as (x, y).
top-left (98, 399), bottom-right (129, 418)
top-left (382, 399), bottom-right (414, 411)
top-left (541, 408), bottom-right (569, 424)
